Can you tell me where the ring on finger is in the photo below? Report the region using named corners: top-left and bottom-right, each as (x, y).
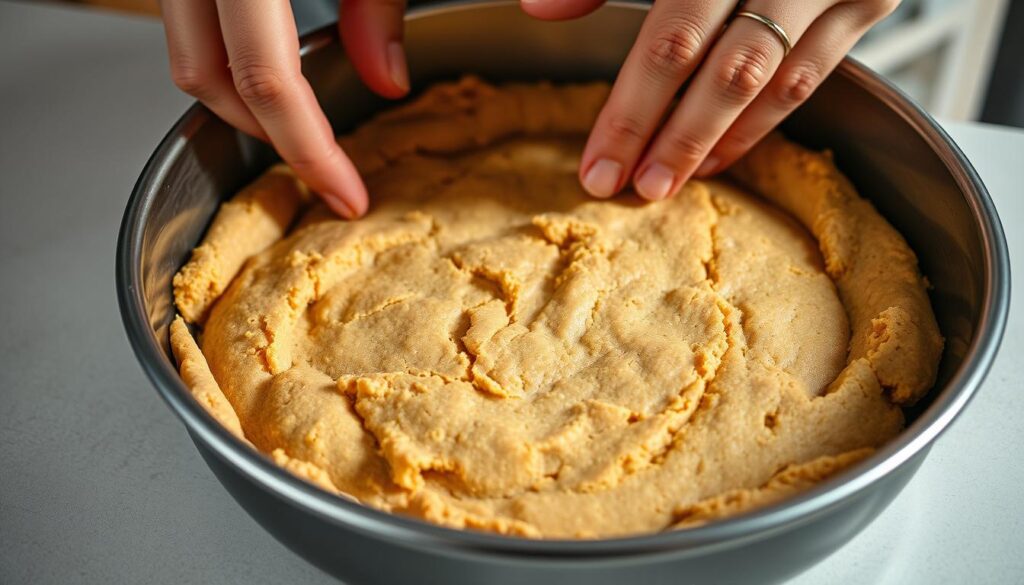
top-left (733, 10), bottom-right (793, 56)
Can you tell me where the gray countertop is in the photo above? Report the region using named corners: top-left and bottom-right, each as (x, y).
top-left (1, 2), bottom-right (1021, 584)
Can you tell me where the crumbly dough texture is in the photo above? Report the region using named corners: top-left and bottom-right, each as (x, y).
top-left (170, 77), bottom-right (942, 538)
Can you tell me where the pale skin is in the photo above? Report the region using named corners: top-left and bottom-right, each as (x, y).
top-left (160, 0), bottom-right (900, 217)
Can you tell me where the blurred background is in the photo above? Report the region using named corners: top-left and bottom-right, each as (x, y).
top-left (58, 0), bottom-right (1023, 127)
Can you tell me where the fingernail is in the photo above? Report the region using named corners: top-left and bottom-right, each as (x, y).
top-left (635, 163), bottom-right (676, 201)
top-left (324, 193), bottom-right (357, 219)
top-left (582, 158), bottom-right (622, 198)
top-left (696, 156), bottom-right (720, 177)
top-left (387, 41), bottom-right (410, 94)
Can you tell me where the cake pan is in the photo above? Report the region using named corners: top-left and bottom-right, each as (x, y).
top-left (117, 2), bottom-right (1010, 583)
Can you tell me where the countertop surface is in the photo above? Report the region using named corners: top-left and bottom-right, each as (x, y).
top-left (1, 2), bottom-right (1021, 584)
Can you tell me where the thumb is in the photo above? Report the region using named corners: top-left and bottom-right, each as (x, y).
top-left (340, 0), bottom-right (410, 99)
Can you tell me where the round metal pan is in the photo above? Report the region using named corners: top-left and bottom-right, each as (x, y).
top-left (117, 2), bottom-right (1010, 583)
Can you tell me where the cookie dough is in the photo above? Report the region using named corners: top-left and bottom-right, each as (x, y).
top-left (170, 78), bottom-right (942, 538)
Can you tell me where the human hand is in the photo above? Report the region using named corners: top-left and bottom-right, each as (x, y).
top-left (521, 0), bottom-right (900, 200)
top-left (159, 0), bottom-right (414, 219)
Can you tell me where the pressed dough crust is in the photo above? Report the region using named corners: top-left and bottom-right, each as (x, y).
top-left (169, 78), bottom-right (943, 538)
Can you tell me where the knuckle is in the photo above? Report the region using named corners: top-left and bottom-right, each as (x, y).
top-left (233, 62), bottom-right (291, 110)
top-left (776, 63), bottom-right (822, 105)
top-left (715, 132), bottom-right (756, 155)
top-left (714, 43), bottom-right (774, 103)
top-left (169, 61), bottom-right (211, 97)
top-left (604, 113), bottom-right (648, 143)
top-left (663, 131), bottom-right (707, 161)
top-left (642, 19), bottom-right (706, 75)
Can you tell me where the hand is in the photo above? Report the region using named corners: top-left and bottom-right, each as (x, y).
top-left (159, 0), bottom-right (413, 219)
top-left (527, 0), bottom-right (901, 200)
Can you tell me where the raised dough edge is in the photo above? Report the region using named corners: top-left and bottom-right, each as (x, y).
top-left (173, 164), bottom-right (309, 324)
top-left (169, 315), bottom-right (249, 442)
top-left (730, 133), bottom-right (944, 405)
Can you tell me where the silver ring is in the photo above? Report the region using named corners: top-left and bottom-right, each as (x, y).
top-left (734, 10), bottom-right (793, 57)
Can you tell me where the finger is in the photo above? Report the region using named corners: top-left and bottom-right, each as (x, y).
top-left (216, 0), bottom-right (369, 218)
top-left (699, 4), bottom-right (893, 175)
top-left (159, 0), bottom-right (267, 140)
top-left (579, 0), bottom-right (734, 199)
top-left (633, 1), bottom-right (827, 200)
top-left (340, 0), bottom-right (410, 99)
top-left (520, 0), bottom-right (606, 21)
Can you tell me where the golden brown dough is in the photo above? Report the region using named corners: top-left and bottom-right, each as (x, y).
top-left (672, 448), bottom-right (874, 527)
top-left (730, 134), bottom-right (944, 404)
top-left (337, 76), bottom-right (611, 175)
top-left (170, 78), bottom-right (941, 538)
top-left (169, 316), bottom-right (248, 442)
top-left (173, 164), bottom-right (309, 324)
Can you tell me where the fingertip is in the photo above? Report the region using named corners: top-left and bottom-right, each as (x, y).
top-left (329, 171), bottom-right (370, 219)
top-left (520, 0), bottom-right (606, 20)
top-left (386, 41), bottom-right (411, 97)
top-left (324, 195), bottom-right (355, 219)
top-left (345, 48), bottom-right (409, 100)
top-left (298, 145), bottom-right (370, 219)
top-left (338, 7), bottom-right (410, 100)
top-left (323, 189), bottom-right (368, 220)
top-left (350, 190), bottom-right (370, 217)
top-left (519, 0), bottom-right (552, 19)
top-left (581, 158), bottom-right (623, 199)
top-left (634, 162), bottom-right (676, 202)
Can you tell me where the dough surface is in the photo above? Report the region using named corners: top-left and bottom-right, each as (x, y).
top-left (170, 78), bottom-right (942, 538)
